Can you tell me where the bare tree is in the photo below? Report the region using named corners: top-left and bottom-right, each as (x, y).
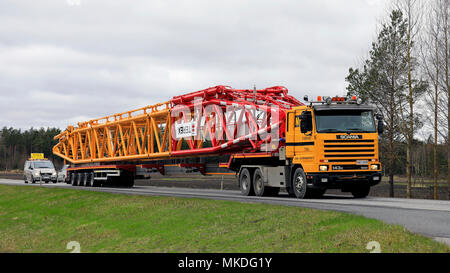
top-left (441, 0), bottom-right (449, 200)
top-left (394, 0), bottom-right (427, 198)
top-left (421, 1), bottom-right (441, 199)
top-left (420, 0), bottom-right (449, 199)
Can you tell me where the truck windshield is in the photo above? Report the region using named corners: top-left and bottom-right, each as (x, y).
top-left (315, 110), bottom-right (376, 133)
top-left (33, 161), bottom-right (54, 169)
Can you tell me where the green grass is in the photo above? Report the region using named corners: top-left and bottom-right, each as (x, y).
top-left (0, 185), bottom-right (448, 253)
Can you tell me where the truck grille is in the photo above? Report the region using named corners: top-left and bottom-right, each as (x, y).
top-left (323, 139), bottom-right (375, 161)
top-left (332, 165), bottom-right (369, 170)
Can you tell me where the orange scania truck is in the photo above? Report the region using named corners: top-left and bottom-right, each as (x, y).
top-left (53, 85), bottom-right (383, 198)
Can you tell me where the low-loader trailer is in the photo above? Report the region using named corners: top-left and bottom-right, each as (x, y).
top-left (53, 85), bottom-right (383, 198)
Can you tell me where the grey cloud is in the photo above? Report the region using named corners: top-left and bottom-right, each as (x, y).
top-left (0, 0), bottom-right (388, 130)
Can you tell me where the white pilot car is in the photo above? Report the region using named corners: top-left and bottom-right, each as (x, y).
top-left (24, 160), bottom-right (57, 183)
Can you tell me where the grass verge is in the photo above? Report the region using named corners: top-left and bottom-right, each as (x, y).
top-left (0, 185), bottom-right (448, 253)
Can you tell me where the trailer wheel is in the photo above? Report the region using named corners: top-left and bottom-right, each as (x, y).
top-left (351, 185), bottom-right (370, 198)
top-left (253, 168), bottom-right (265, 196)
top-left (239, 168), bottom-right (254, 196)
top-left (78, 173), bottom-right (84, 186)
top-left (89, 173), bottom-right (97, 187)
top-left (84, 173), bottom-right (91, 187)
top-left (71, 173), bottom-right (76, 186)
top-left (292, 168), bottom-right (307, 199)
top-left (75, 173), bottom-right (82, 186)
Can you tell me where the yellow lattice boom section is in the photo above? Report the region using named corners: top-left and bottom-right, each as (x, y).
top-left (53, 102), bottom-right (172, 164)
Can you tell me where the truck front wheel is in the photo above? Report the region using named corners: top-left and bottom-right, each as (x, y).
top-left (292, 168), bottom-right (307, 199)
top-left (239, 168), bottom-right (254, 196)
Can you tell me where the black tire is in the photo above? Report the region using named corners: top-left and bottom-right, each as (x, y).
top-left (305, 188), bottom-right (326, 199)
top-left (71, 173), bottom-right (76, 186)
top-left (82, 173), bottom-right (89, 187)
top-left (89, 173), bottom-right (96, 187)
top-left (73, 173), bottom-right (80, 186)
top-left (286, 187), bottom-right (295, 197)
top-left (351, 185), bottom-right (370, 198)
top-left (24, 176), bottom-right (28, 184)
top-left (253, 168), bottom-right (265, 196)
top-left (239, 168), bottom-right (254, 196)
top-left (292, 168), bottom-right (308, 199)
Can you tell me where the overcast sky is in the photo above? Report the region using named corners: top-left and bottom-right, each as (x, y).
top-left (0, 0), bottom-right (389, 130)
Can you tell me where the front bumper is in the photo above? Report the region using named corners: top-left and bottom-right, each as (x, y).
top-left (306, 171), bottom-right (382, 190)
top-left (33, 175), bottom-right (57, 182)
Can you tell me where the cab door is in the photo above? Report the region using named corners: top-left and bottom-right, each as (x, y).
top-left (293, 110), bottom-right (315, 171)
top-left (285, 110), bottom-right (296, 157)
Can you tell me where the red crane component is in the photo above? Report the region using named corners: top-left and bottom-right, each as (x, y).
top-left (169, 85), bottom-right (303, 157)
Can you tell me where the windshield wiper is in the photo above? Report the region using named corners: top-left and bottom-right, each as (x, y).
top-left (346, 128), bottom-right (375, 133)
top-left (319, 129), bottom-right (342, 133)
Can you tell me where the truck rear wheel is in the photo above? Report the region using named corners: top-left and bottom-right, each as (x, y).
top-left (292, 168), bottom-right (307, 199)
top-left (239, 168), bottom-right (254, 196)
top-left (351, 185), bottom-right (370, 198)
top-left (253, 168), bottom-right (265, 196)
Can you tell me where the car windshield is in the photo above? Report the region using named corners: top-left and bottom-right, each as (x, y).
top-left (315, 110), bottom-right (376, 133)
top-left (33, 161), bottom-right (54, 169)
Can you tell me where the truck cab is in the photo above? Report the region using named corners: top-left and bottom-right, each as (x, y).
top-left (285, 96), bottom-right (383, 198)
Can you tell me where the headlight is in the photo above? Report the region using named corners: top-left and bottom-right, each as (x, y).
top-left (319, 165), bottom-right (328, 171)
top-left (371, 164), bottom-right (379, 170)
top-left (33, 171), bottom-right (40, 176)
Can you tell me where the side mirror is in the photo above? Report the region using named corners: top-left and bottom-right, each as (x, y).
top-left (377, 120), bottom-right (384, 135)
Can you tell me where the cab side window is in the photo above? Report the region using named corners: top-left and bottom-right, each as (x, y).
top-left (295, 116), bottom-right (300, 128)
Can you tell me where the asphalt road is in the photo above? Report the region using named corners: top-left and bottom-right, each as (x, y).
top-left (1, 178), bottom-right (449, 246)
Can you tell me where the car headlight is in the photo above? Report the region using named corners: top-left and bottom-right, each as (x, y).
top-left (319, 165), bottom-right (328, 171)
top-left (33, 171), bottom-right (40, 176)
top-left (371, 164), bottom-right (379, 170)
